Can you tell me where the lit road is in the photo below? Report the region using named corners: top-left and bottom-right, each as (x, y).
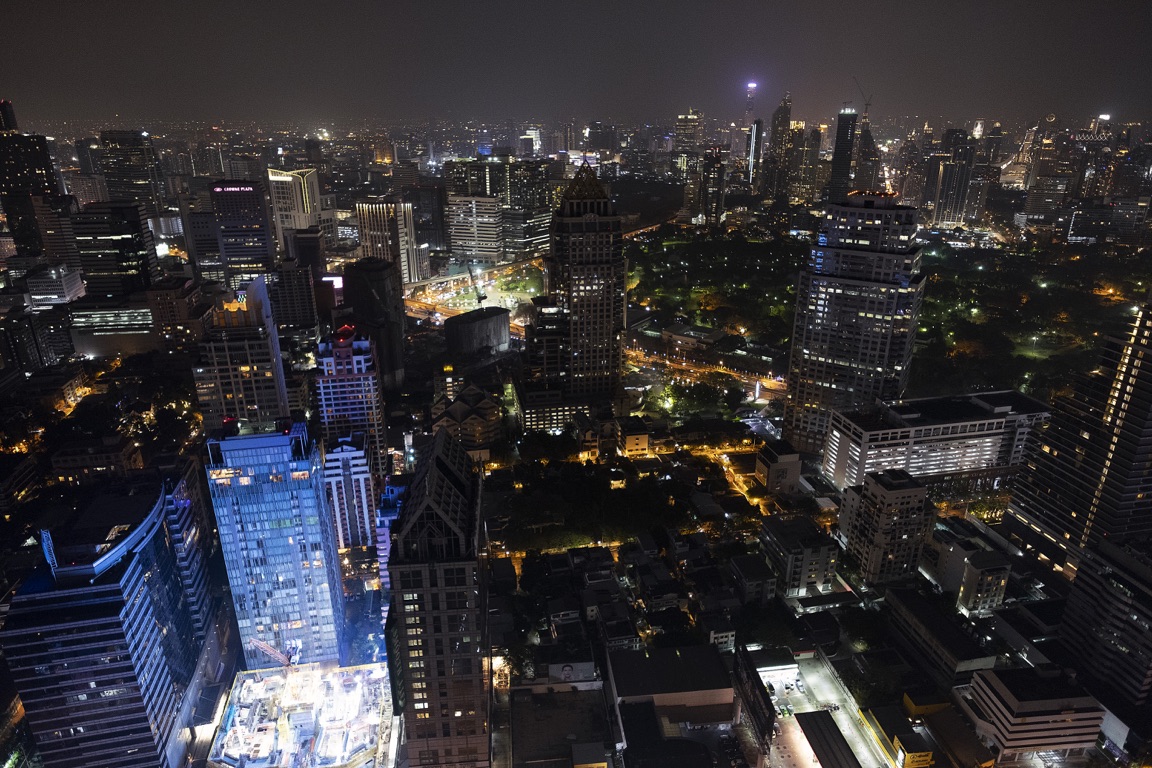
top-left (626, 347), bottom-right (787, 396)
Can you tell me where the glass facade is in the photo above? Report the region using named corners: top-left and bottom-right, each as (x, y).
top-left (206, 423), bottom-right (346, 668)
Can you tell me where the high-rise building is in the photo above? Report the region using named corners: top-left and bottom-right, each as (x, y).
top-left (323, 434), bottom-right (377, 550)
top-left (402, 182), bottom-right (450, 252)
top-left (74, 135), bottom-right (102, 175)
top-left (207, 423), bottom-right (346, 668)
top-left (268, 258), bottom-right (318, 333)
top-left (343, 257), bottom-right (406, 389)
top-left (674, 109), bottom-right (703, 153)
top-left (0, 99), bottom-right (17, 131)
top-left (356, 196), bottom-right (426, 283)
top-left (73, 200), bottom-right (160, 298)
top-left (783, 194), bottom-right (923, 454)
top-left (765, 93), bottom-right (793, 197)
top-left (839, 468), bottom-right (932, 583)
top-left (700, 152), bottom-right (726, 226)
top-left (210, 179), bottom-right (276, 289)
top-left (1061, 538), bottom-right (1152, 711)
top-left (747, 119), bottom-right (765, 192)
top-left (0, 481), bottom-right (210, 768)
top-left (826, 108), bottom-right (858, 204)
top-left (388, 431), bottom-right (489, 768)
top-left (316, 323), bottom-right (387, 474)
top-left (854, 114), bottom-right (882, 194)
top-left (98, 130), bottom-right (166, 216)
top-left (546, 163), bottom-right (626, 403)
top-left (447, 195), bottom-right (504, 266)
top-left (267, 167), bottom-right (322, 251)
top-left (192, 275), bottom-right (289, 434)
top-left (1005, 305), bottom-right (1152, 572)
top-left (0, 129), bottom-right (60, 254)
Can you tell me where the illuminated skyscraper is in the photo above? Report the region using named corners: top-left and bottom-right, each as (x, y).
top-left (323, 434), bottom-right (377, 550)
top-left (388, 431), bottom-right (489, 768)
top-left (1006, 305), bottom-right (1152, 572)
top-left (826, 108), bottom-right (858, 204)
top-left (356, 196), bottom-right (426, 283)
top-left (546, 163), bottom-right (626, 403)
top-left (744, 82), bottom-right (758, 127)
top-left (207, 423), bottom-right (346, 668)
top-left (99, 130), bottom-right (166, 216)
top-left (674, 108), bottom-right (703, 153)
top-left (0, 128), bottom-right (60, 254)
top-left (192, 276), bottom-right (289, 434)
top-left (316, 323), bottom-right (387, 476)
top-left (1, 479), bottom-right (210, 768)
top-left (267, 167), bottom-right (321, 251)
top-left (839, 469), bottom-right (932, 583)
top-left (210, 180), bottom-right (276, 290)
top-left (783, 194), bottom-right (923, 454)
top-left (765, 93), bottom-right (793, 197)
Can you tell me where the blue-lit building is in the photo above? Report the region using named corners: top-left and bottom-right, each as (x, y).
top-left (0, 477), bottom-right (211, 768)
top-left (206, 423), bottom-right (346, 668)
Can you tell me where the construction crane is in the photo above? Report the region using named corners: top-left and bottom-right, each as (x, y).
top-left (852, 77), bottom-right (873, 119)
top-left (466, 261), bottom-right (487, 307)
top-left (247, 637), bottom-right (300, 668)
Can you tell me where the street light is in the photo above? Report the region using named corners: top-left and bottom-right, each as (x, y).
top-left (1031, 335), bottom-right (1039, 353)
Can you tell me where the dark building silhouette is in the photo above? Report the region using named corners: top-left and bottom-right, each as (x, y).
top-left (826, 108), bottom-right (858, 204)
top-left (0, 130), bottom-right (60, 254)
top-left (0, 99), bottom-right (17, 131)
top-left (99, 130), bottom-right (165, 216)
top-left (343, 257), bottom-right (406, 389)
top-left (73, 201), bottom-right (160, 298)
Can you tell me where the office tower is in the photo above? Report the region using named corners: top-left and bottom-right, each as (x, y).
top-left (284, 225), bottom-right (325, 278)
top-left (66, 171), bottom-right (109, 206)
top-left (210, 179), bottom-right (276, 289)
top-left (343, 257), bottom-right (406, 389)
top-left (0, 483), bottom-right (210, 768)
top-left (268, 258), bottom-right (318, 332)
top-left (207, 423), bottom-right (345, 668)
top-left (0, 99), bottom-right (17, 131)
top-left (389, 431), bottom-right (489, 768)
top-left (0, 130), bottom-right (59, 254)
top-left (73, 200), bottom-right (160, 298)
top-left (267, 167), bottom-right (322, 250)
top-left (546, 163), bottom-right (626, 402)
top-left (783, 194), bottom-right (923, 454)
top-left (674, 109), bottom-right (703, 152)
top-left (26, 262), bottom-right (86, 308)
top-left (74, 136), bottom-right (103, 175)
top-left (744, 82), bottom-right (757, 127)
top-left (931, 149), bottom-right (975, 228)
top-left (147, 276), bottom-right (210, 351)
top-left (1061, 539), bottom-right (1152, 711)
top-left (1006, 305), bottom-right (1152, 572)
top-left (29, 193), bottom-right (81, 268)
top-left (839, 469), bottom-right (932, 583)
top-left (747, 119), bottom-right (765, 191)
top-left (323, 434), bottom-right (377, 549)
top-left (402, 182), bottom-right (449, 252)
top-left (826, 108), bottom-right (858, 204)
top-left (854, 113), bottom-right (882, 194)
top-left (193, 275), bottom-right (289, 433)
top-left (356, 196), bottom-right (426, 283)
top-left (700, 152), bottom-right (726, 226)
top-left (316, 324), bottom-right (387, 474)
top-left (447, 195), bottom-right (504, 266)
top-left (99, 130), bottom-right (166, 216)
top-left (765, 93), bottom-right (793, 197)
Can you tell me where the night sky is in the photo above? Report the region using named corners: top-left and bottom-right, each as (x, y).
top-left (4, 0), bottom-right (1152, 127)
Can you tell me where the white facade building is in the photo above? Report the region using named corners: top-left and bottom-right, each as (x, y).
top-left (322, 436), bottom-right (376, 550)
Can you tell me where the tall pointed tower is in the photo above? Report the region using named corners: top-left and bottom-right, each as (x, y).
top-left (545, 163), bottom-right (626, 403)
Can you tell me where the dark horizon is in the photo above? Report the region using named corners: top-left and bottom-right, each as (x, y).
top-left (4, 0), bottom-right (1152, 130)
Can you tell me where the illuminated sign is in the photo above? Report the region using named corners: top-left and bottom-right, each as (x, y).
top-left (213, 186), bottom-right (255, 193)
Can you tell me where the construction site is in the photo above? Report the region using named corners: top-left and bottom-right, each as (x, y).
top-left (207, 662), bottom-right (397, 768)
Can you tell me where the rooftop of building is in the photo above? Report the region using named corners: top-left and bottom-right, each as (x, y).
top-left (763, 515), bottom-right (835, 551)
top-left (208, 663), bottom-right (393, 768)
top-left (758, 438), bottom-right (799, 463)
top-left (509, 687), bottom-right (612, 768)
top-left (609, 645), bottom-right (731, 699)
top-left (443, 305), bottom-right (510, 326)
top-left (842, 390), bottom-right (1049, 432)
top-left (730, 553), bottom-right (774, 582)
top-left (979, 667), bottom-right (1096, 706)
top-left (868, 468), bottom-right (924, 492)
top-left (795, 710), bottom-right (865, 768)
top-left (886, 588), bottom-right (990, 662)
